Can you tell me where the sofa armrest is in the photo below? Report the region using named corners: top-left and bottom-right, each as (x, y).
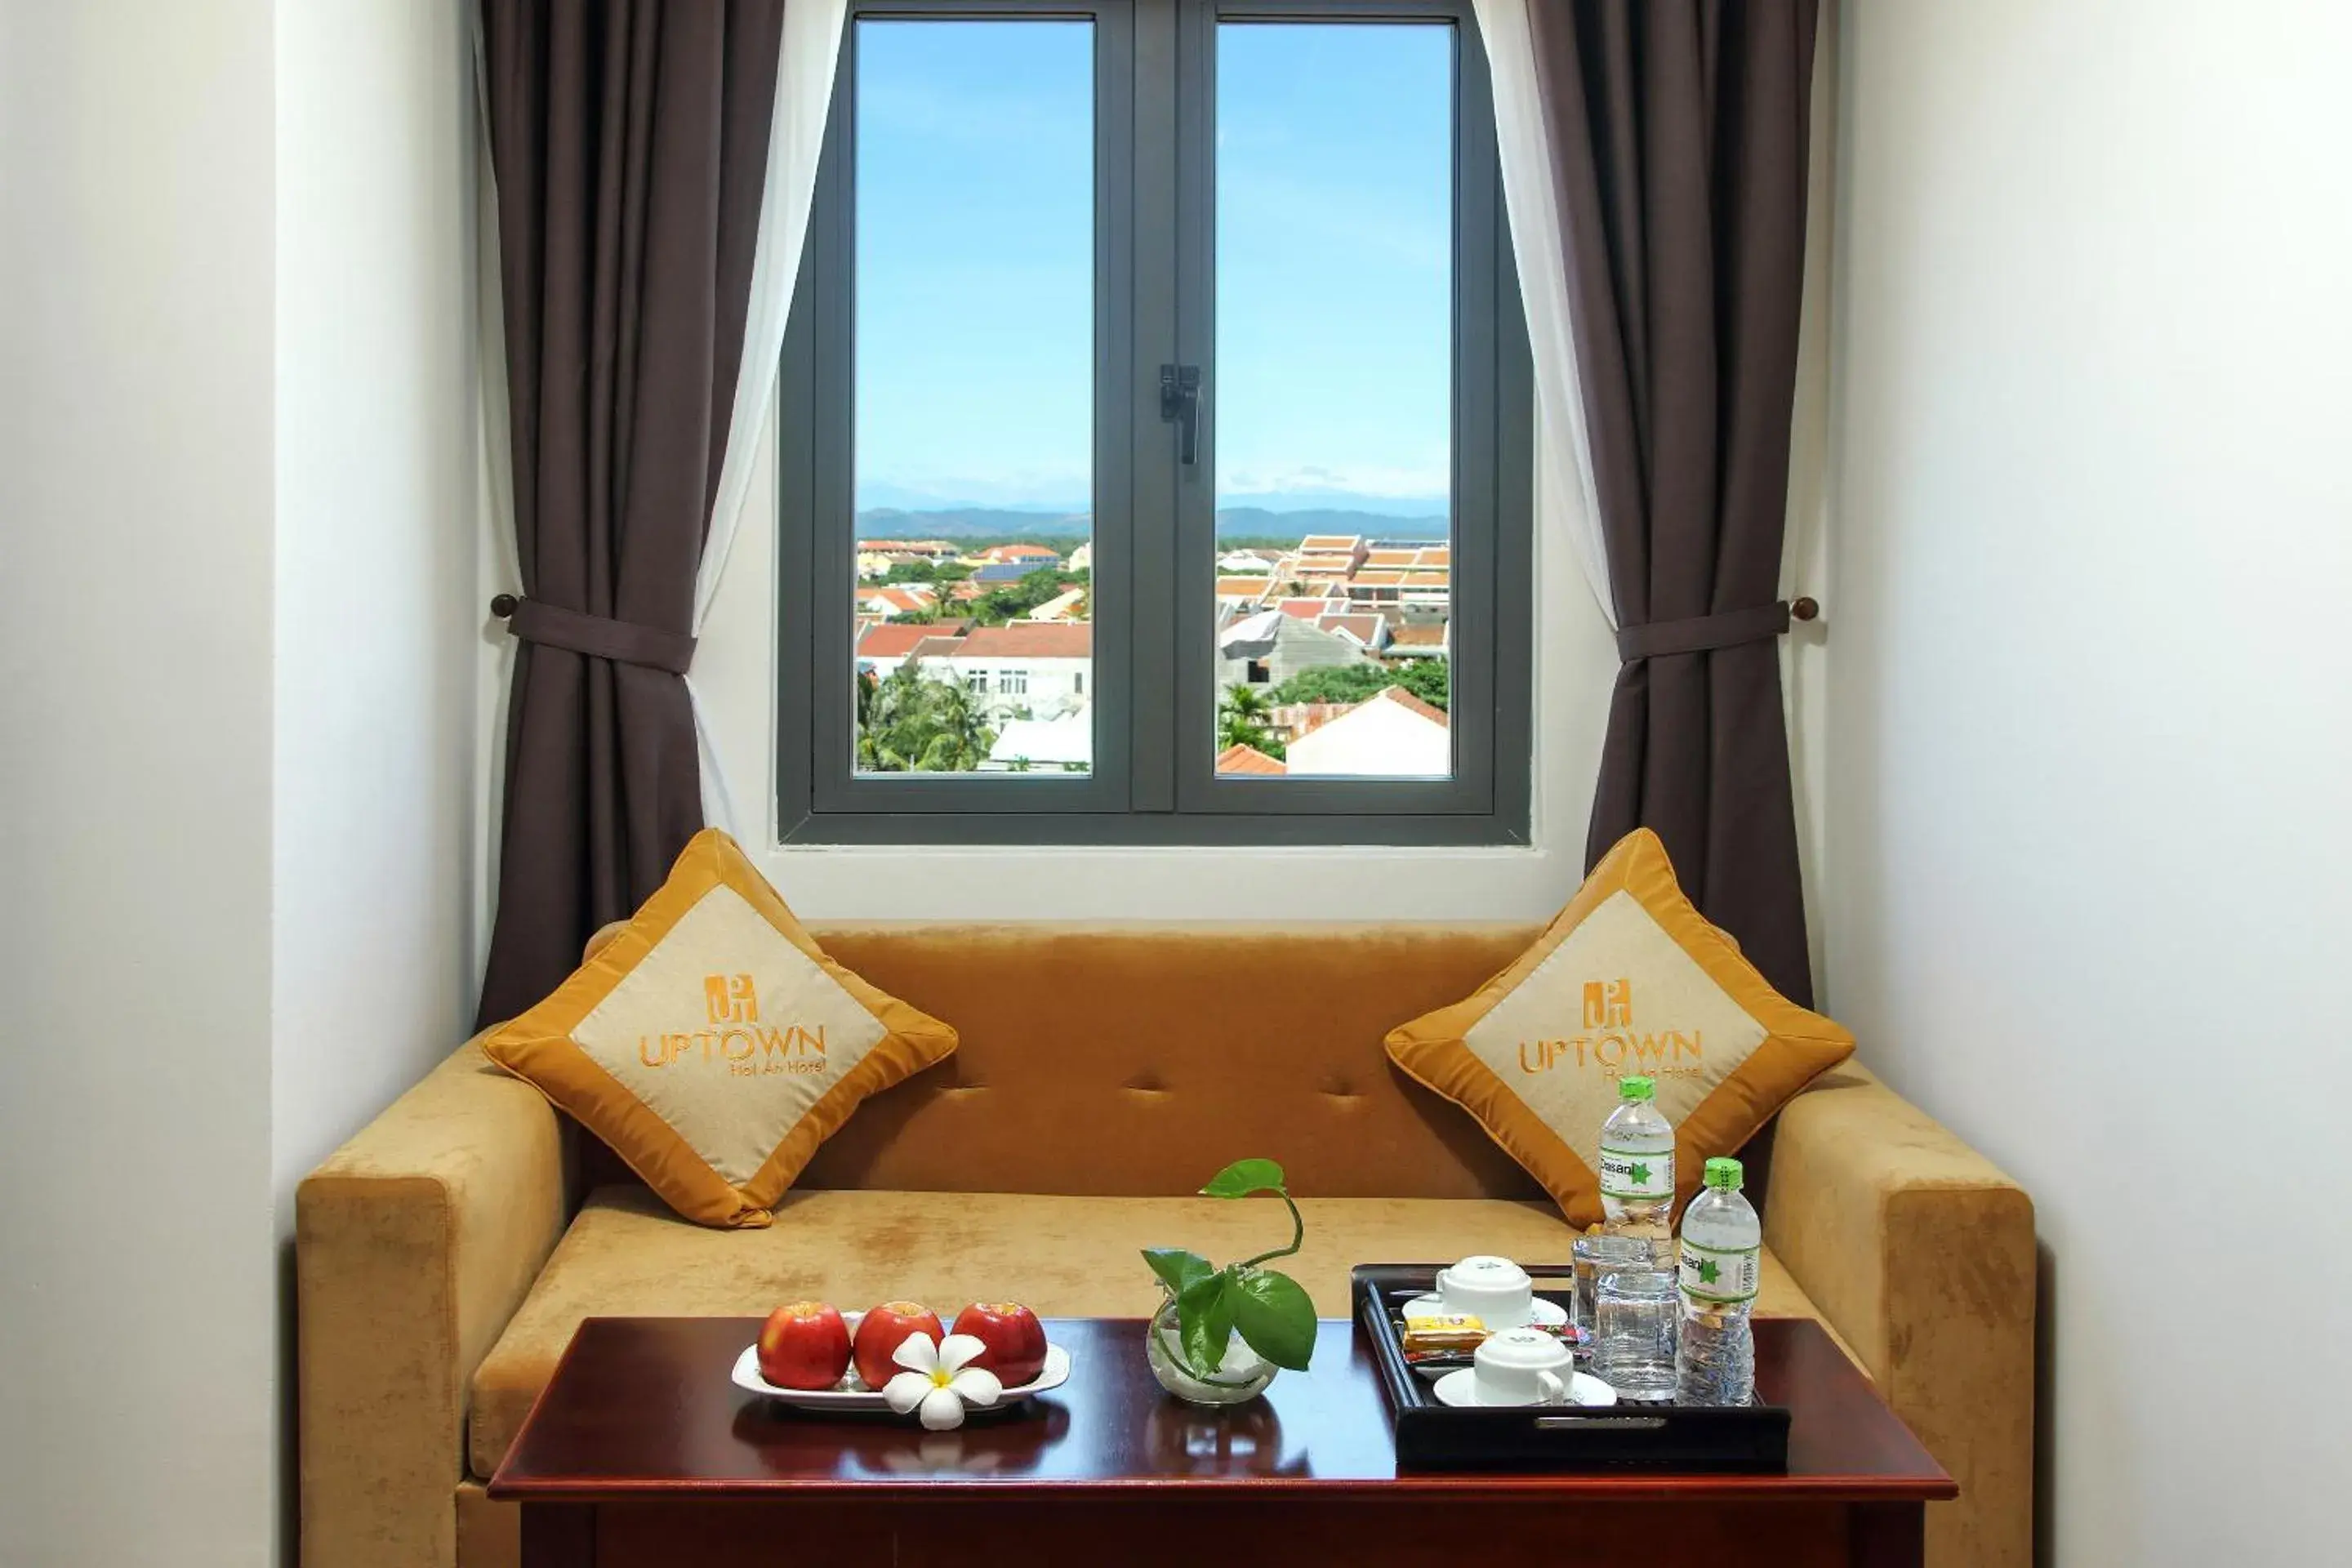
top-left (296, 1036), bottom-right (568, 1568)
top-left (1765, 1063), bottom-right (2036, 1568)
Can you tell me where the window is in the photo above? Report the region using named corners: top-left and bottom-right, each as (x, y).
top-left (779, 0), bottom-right (1530, 844)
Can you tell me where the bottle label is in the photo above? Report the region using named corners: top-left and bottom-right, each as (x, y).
top-left (1679, 1237), bottom-right (1760, 1305)
top-left (1598, 1145), bottom-right (1673, 1200)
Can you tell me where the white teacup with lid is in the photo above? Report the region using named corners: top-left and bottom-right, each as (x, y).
top-left (1468, 1326), bottom-right (1574, 1406)
top-left (1436, 1254), bottom-right (1536, 1330)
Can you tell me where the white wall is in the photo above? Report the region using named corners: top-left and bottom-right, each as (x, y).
top-left (0, 3), bottom-right (282, 1565)
top-left (272, 0), bottom-right (478, 1557)
top-left (1824, 2), bottom-right (2352, 1563)
top-left (271, 0), bottom-right (476, 1255)
top-left (0, 3), bottom-right (478, 1565)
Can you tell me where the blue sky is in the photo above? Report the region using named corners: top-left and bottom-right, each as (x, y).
top-left (853, 20), bottom-right (1453, 515)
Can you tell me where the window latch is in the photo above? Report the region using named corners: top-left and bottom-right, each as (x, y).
top-left (1159, 363), bottom-right (1201, 466)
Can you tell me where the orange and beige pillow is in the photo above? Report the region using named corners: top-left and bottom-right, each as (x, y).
top-left (483, 829), bottom-right (957, 1228)
top-left (1384, 828), bottom-right (1853, 1228)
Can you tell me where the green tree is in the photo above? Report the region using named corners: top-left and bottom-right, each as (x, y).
top-left (1218, 684), bottom-right (1286, 760)
top-left (915, 677), bottom-right (994, 772)
top-left (1266, 656), bottom-right (1449, 713)
top-left (856, 664), bottom-right (998, 773)
top-left (968, 565), bottom-right (1081, 627)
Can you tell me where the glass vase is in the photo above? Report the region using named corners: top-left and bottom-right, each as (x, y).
top-left (1145, 1292), bottom-right (1279, 1406)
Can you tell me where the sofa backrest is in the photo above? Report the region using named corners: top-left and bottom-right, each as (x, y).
top-left (766, 922), bottom-right (1550, 1201)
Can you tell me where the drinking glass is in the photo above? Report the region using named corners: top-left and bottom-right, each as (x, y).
top-left (1592, 1263), bottom-right (1679, 1401)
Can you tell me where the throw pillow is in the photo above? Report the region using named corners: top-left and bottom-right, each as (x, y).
top-left (483, 828), bottom-right (957, 1228)
top-left (1383, 828), bottom-right (1852, 1227)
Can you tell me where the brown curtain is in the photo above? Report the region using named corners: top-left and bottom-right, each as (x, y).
top-left (477, 0), bottom-right (787, 1026)
top-left (1530, 1), bottom-right (1820, 1005)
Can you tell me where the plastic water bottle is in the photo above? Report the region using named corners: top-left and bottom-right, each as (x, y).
top-left (1676, 1156), bottom-right (1761, 1405)
top-left (1598, 1076), bottom-right (1676, 1259)
top-left (1592, 1076), bottom-right (1679, 1400)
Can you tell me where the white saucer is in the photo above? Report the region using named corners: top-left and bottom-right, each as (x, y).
top-left (1401, 1293), bottom-right (1569, 1330)
top-left (1432, 1367), bottom-right (1616, 1410)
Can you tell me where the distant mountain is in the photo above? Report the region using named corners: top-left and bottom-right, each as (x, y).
top-left (1214, 507), bottom-right (1448, 542)
top-left (1217, 490), bottom-right (1450, 519)
top-left (854, 505), bottom-right (1450, 544)
top-left (855, 483), bottom-right (1089, 514)
top-left (856, 507), bottom-right (1091, 540)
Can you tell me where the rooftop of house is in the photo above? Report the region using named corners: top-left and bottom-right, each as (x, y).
top-left (990, 714), bottom-right (1093, 768)
top-left (903, 635), bottom-right (971, 662)
top-left (980, 543), bottom-right (1063, 561)
top-left (1024, 587), bottom-right (1089, 621)
top-left (858, 619), bottom-right (971, 661)
top-left (1370, 684), bottom-right (1450, 726)
top-left (1387, 621), bottom-right (1447, 648)
top-left (1316, 612), bottom-right (1384, 645)
top-left (1214, 576), bottom-right (1273, 597)
top-left (954, 622), bottom-right (1094, 658)
top-left (1297, 533), bottom-right (1363, 553)
top-left (1214, 742), bottom-right (1287, 776)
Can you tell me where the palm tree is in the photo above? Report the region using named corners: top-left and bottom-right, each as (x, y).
top-left (916, 679), bottom-right (995, 772)
top-left (1218, 683), bottom-right (1285, 759)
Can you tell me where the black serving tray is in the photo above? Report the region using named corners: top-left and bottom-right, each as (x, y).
top-left (1352, 1263), bottom-right (1790, 1472)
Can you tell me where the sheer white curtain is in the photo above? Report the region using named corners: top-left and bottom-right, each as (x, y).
top-left (1472, 0), bottom-right (1617, 628)
top-left (693, 0), bottom-right (851, 831)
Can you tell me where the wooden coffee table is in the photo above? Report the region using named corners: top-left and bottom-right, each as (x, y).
top-left (491, 1316), bottom-right (1953, 1567)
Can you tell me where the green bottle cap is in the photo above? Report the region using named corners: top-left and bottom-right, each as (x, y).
top-left (1704, 1156), bottom-right (1744, 1190)
top-left (1619, 1076), bottom-right (1655, 1102)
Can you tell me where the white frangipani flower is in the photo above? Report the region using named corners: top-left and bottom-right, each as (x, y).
top-left (880, 1332), bottom-right (1002, 1431)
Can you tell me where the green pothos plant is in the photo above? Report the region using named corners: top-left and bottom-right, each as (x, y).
top-left (1141, 1159), bottom-right (1318, 1376)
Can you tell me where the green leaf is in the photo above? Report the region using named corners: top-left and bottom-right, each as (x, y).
top-left (1229, 1267), bottom-right (1317, 1371)
top-left (1178, 1269), bottom-right (1237, 1374)
top-left (1140, 1247), bottom-right (1214, 1298)
top-left (1200, 1158), bottom-right (1287, 1200)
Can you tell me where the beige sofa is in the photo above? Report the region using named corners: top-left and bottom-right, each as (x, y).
top-left (297, 924), bottom-right (2034, 1568)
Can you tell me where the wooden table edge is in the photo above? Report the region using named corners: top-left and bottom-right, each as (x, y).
top-left (488, 1316), bottom-right (1953, 1504)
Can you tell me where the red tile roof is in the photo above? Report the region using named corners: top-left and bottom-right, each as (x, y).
top-left (858, 621), bottom-right (969, 661)
top-left (1388, 622), bottom-right (1447, 648)
top-left (956, 622), bottom-right (1094, 658)
top-left (1215, 743), bottom-right (1287, 776)
top-left (906, 635), bottom-right (972, 662)
top-left (1298, 534), bottom-right (1363, 552)
top-left (1365, 549), bottom-right (1419, 568)
top-left (1316, 613), bottom-right (1383, 645)
top-left (863, 585), bottom-right (939, 614)
top-left (1215, 577), bottom-right (1273, 598)
top-left (1276, 596), bottom-right (1335, 621)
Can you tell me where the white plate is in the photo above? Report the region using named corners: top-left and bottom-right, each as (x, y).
top-left (1431, 1367), bottom-right (1617, 1410)
top-left (731, 1341), bottom-right (1072, 1412)
top-left (1401, 1293), bottom-right (1570, 1330)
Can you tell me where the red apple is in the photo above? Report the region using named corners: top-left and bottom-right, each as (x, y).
top-left (951, 1300), bottom-right (1049, 1388)
top-left (853, 1300), bottom-right (944, 1390)
top-left (756, 1300), bottom-right (851, 1391)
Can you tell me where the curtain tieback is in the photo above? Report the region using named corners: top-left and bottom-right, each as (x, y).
top-left (490, 595), bottom-right (697, 675)
top-left (1615, 598), bottom-right (1818, 662)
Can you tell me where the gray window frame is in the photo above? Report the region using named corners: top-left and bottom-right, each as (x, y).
top-left (777, 0), bottom-right (1532, 846)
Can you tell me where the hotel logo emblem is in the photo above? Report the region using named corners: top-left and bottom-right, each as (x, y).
top-left (634, 973), bottom-right (828, 1076)
top-left (1519, 976), bottom-right (1703, 1078)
